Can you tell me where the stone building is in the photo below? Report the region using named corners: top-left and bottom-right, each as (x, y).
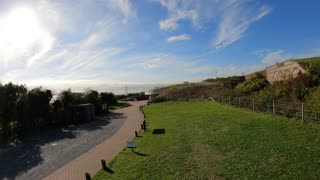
top-left (245, 60), bottom-right (306, 83)
top-left (265, 60), bottom-right (306, 83)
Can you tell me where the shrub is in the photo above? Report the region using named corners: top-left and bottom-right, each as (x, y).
top-left (307, 87), bottom-right (320, 120)
top-left (152, 96), bottom-right (168, 103)
top-left (100, 92), bottom-right (117, 105)
top-left (235, 76), bottom-right (269, 94)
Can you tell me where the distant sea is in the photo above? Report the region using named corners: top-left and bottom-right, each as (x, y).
top-left (26, 83), bottom-right (168, 95)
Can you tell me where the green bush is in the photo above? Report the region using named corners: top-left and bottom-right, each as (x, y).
top-left (307, 87), bottom-right (320, 119)
top-left (235, 77), bottom-right (269, 94)
top-left (100, 92), bottom-right (117, 105)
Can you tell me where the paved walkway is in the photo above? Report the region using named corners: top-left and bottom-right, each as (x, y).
top-left (44, 101), bottom-right (147, 180)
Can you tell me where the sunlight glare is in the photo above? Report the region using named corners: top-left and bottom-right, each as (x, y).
top-left (1, 7), bottom-right (41, 50)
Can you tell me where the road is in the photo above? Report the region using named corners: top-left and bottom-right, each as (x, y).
top-left (0, 103), bottom-right (137, 180)
top-left (45, 100), bottom-right (146, 180)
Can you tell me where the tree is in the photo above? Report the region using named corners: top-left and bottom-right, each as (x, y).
top-left (58, 89), bottom-right (74, 109)
top-left (0, 83), bottom-right (27, 141)
top-left (100, 92), bottom-right (117, 105)
top-left (51, 99), bottom-right (62, 112)
top-left (85, 90), bottom-right (101, 114)
top-left (85, 90), bottom-right (100, 104)
top-left (24, 87), bottom-right (52, 123)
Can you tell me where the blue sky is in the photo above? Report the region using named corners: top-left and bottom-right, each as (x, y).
top-left (0, 0), bottom-right (320, 94)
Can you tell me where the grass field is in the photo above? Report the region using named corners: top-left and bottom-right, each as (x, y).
top-left (94, 101), bottom-right (320, 179)
top-left (109, 101), bottom-right (130, 110)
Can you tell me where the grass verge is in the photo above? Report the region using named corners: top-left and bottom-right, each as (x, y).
top-left (94, 101), bottom-right (320, 179)
top-left (109, 101), bottom-right (130, 110)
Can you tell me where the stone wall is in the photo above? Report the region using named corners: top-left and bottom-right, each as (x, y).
top-left (265, 60), bottom-right (305, 83)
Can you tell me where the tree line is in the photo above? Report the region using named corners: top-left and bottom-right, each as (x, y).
top-left (0, 82), bottom-right (118, 143)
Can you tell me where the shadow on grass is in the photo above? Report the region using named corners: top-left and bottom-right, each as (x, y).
top-left (134, 151), bottom-right (149, 156)
top-left (152, 128), bottom-right (165, 134)
top-left (103, 167), bottom-right (115, 174)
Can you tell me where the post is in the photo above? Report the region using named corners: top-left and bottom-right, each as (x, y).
top-left (238, 97), bottom-right (241, 107)
top-left (301, 102), bottom-right (304, 122)
top-left (143, 120), bottom-right (147, 131)
top-left (85, 173), bottom-right (91, 180)
top-left (101, 160), bottom-right (107, 170)
top-left (273, 100), bottom-right (275, 115)
top-left (228, 96), bottom-right (231, 104)
top-left (135, 131), bottom-right (138, 137)
top-left (222, 96), bottom-right (224, 103)
top-left (252, 99), bottom-right (255, 112)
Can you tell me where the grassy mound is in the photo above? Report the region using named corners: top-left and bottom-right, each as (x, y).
top-left (296, 57), bottom-right (320, 72)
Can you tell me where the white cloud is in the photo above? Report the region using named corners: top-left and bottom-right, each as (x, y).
top-left (160, 10), bottom-right (197, 31)
top-left (106, 0), bottom-right (136, 23)
top-left (0, 1), bottom-right (132, 90)
top-left (0, 0), bottom-right (277, 93)
top-left (156, 0), bottom-right (271, 48)
top-left (213, 4), bottom-right (271, 49)
top-left (261, 50), bottom-right (291, 65)
top-left (143, 57), bottom-right (166, 69)
top-left (115, 52), bottom-right (264, 82)
top-left (167, 34), bottom-right (191, 43)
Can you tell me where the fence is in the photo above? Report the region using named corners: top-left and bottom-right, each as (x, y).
top-left (210, 95), bottom-right (320, 122)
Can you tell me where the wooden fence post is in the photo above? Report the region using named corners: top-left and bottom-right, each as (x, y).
top-left (238, 97), bottom-right (241, 107)
top-left (85, 173), bottom-right (91, 180)
top-left (228, 96), bottom-right (231, 104)
top-left (101, 160), bottom-right (107, 170)
top-left (301, 102), bottom-right (304, 122)
top-left (273, 100), bottom-right (275, 115)
top-left (252, 99), bottom-right (255, 112)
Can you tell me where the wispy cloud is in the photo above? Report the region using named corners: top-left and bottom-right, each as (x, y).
top-left (105, 0), bottom-right (136, 23)
top-left (0, 1), bottom-right (132, 91)
top-left (157, 0), bottom-right (198, 31)
top-left (156, 0), bottom-right (271, 48)
top-left (213, 4), bottom-right (271, 49)
top-left (261, 50), bottom-right (291, 65)
top-left (159, 10), bottom-right (197, 31)
top-left (167, 34), bottom-right (191, 43)
top-left (259, 48), bottom-right (320, 66)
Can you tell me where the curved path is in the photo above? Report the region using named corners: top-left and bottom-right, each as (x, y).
top-left (44, 100), bottom-right (147, 180)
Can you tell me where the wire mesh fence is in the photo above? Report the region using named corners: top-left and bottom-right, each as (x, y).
top-left (210, 95), bottom-right (320, 122)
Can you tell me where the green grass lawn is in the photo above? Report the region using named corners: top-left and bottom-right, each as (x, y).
top-left (94, 101), bottom-right (320, 179)
top-left (109, 101), bottom-right (130, 110)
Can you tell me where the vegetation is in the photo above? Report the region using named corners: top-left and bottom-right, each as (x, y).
top-left (307, 87), bottom-right (320, 118)
top-left (203, 75), bottom-right (245, 87)
top-left (235, 73), bottom-right (269, 94)
top-left (109, 101), bottom-right (130, 110)
top-left (154, 57), bottom-right (320, 117)
top-left (94, 101), bottom-right (320, 179)
top-left (116, 92), bottom-right (148, 101)
top-left (0, 83), bottom-right (119, 143)
top-left (296, 57), bottom-right (320, 73)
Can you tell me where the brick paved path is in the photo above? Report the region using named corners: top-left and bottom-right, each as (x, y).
top-left (44, 101), bottom-right (147, 180)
